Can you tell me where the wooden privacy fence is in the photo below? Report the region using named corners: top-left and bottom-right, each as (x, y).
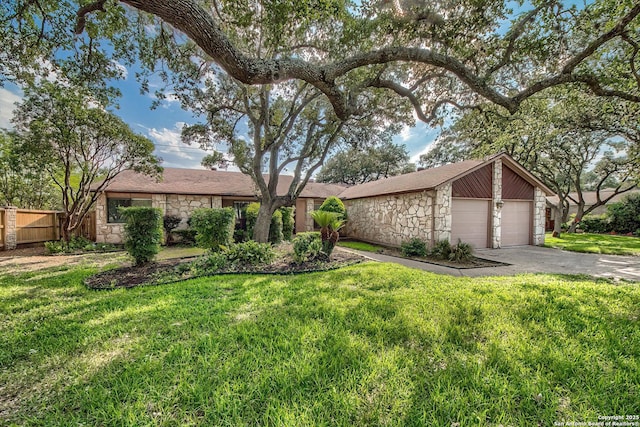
top-left (16, 209), bottom-right (60, 244)
top-left (0, 207), bottom-right (96, 250)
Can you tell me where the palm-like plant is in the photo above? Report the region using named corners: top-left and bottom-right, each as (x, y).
top-left (311, 210), bottom-right (345, 259)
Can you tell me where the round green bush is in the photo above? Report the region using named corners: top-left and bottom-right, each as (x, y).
top-left (319, 196), bottom-right (347, 219)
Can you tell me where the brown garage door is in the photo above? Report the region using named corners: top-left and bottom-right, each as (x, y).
top-left (501, 201), bottom-right (532, 246)
top-left (451, 198), bottom-right (490, 248)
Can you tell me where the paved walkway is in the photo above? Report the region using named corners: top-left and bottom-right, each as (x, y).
top-left (341, 245), bottom-right (640, 282)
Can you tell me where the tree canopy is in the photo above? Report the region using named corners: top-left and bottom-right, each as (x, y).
top-left (2, 1), bottom-right (640, 123)
top-left (12, 81), bottom-right (162, 241)
top-left (317, 141), bottom-right (415, 185)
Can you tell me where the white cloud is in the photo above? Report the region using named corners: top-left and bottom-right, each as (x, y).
top-left (110, 60), bottom-right (129, 80)
top-left (146, 122), bottom-right (210, 168)
top-left (0, 87), bottom-right (22, 129)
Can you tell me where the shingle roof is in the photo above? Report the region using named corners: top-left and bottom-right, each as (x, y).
top-left (546, 189), bottom-right (640, 206)
top-left (337, 159), bottom-right (485, 200)
top-left (97, 168), bottom-right (346, 199)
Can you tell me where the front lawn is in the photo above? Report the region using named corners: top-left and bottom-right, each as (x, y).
top-left (338, 240), bottom-right (384, 252)
top-left (545, 232), bottom-right (640, 256)
top-left (1, 263), bottom-right (639, 425)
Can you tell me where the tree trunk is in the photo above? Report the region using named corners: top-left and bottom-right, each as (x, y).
top-left (552, 205), bottom-right (563, 237)
top-left (568, 203), bottom-right (585, 233)
top-left (252, 203), bottom-right (276, 243)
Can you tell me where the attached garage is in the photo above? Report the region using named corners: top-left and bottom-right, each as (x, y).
top-left (501, 201), bottom-right (532, 246)
top-left (501, 165), bottom-right (535, 247)
top-left (340, 153), bottom-right (554, 249)
top-left (451, 198), bottom-right (490, 248)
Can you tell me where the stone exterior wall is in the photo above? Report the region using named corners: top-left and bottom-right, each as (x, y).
top-left (165, 194), bottom-right (222, 229)
top-left (2, 206), bottom-right (17, 250)
top-left (343, 191), bottom-right (434, 248)
top-left (433, 183), bottom-right (452, 243)
top-left (96, 193), bottom-right (123, 244)
top-left (96, 193), bottom-right (223, 244)
top-left (533, 187), bottom-right (547, 245)
top-left (305, 199), bottom-right (315, 232)
top-left (491, 159), bottom-right (503, 248)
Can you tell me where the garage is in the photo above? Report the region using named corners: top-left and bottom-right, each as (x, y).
top-left (451, 198), bottom-right (490, 248)
top-left (501, 201), bottom-right (532, 246)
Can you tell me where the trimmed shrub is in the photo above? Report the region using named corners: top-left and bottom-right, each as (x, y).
top-left (225, 241), bottom-right (276, 266)
top-left (173, 229), bottom-right (197, 245)
top-left (293, 232), bottom-right (322, 263)
top-left (449, 241), bottom-right (474, 263)
top-left (120, 206), bottom-right (163, 265)
top-left (190, 207), bottom-right (236, 251)
top-left (401, 238), bottom-right (427, 257)
top-left (269, 209), bottom-right (283, 244)
top-left (280, 207), bottom-right (294, 241)
top-left (607, 193), bottom-right (640, 234)
top-left (245, 202), bottom-right (284, 243)
top-left (579, 215), bottom-right (611, 234)
top-left (429, 239), bottom-right (452, 260)
top-left (163, 215), bottom-right (182, 245)
top-left (319, 196), bottom-right (347, 219)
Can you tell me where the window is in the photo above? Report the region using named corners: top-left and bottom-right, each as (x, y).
top-left (233, 201), bottom-right (249, 219)
top-left (107, 198), bottom-right (152, 223)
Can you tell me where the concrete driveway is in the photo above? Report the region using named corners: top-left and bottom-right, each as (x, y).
top-left (343, 245), bottom-right (640, 282)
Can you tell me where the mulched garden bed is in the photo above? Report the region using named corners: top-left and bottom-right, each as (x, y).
top-left (84, 249), bottom-right (365, 290)
top-left (342, 240), bottom-right (510, 269)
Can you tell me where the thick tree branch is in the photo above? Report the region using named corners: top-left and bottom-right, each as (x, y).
top-left (74, 0), bottom-right (640, 120)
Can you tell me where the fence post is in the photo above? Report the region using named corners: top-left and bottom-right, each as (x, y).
top-left (4, 206), bottom-right (17, 250)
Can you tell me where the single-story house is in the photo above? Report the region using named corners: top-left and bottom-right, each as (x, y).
top-left (94, 153), bottom-right (553, 248)
top-left (340, 153), bottom-right (553, 248)
top-left (94, 168), bottom-right (345, 244)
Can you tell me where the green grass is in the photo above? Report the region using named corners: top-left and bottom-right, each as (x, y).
top-left (545, 232), bottom-right (640, 256)
top-left (156, 246), bottom-right (207, 260)
top-left (1, 263), bottom-right (639, 426)
top-left (338, 240), bottom-right (384, 253)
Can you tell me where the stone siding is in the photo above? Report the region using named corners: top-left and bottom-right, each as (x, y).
top-left (491, 160), bottom-right (502, 248)
top-left (3, 206), bottom-right (17, 250)
top-left (433, 183), bottom-right (452, 243)
top-left (343, 191), bottom-right (434, 248)
top-left (533, 187), bottom-right (546, 245)
top-left (96, 193), bottom-right (223, 244)
top-left (305, 199), bottom-right (315, 232)
top-left (165, 194), bottom-right (222, 229)
top-left (95, 193), bottom-right (125, 244)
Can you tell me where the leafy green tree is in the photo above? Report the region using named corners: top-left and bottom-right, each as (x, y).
top-left (3, 1), bottom-right (640, 128)
top-left (12, 82), bottom-right (161, 242)
top-left (0, 130), bottom-right (59, 209)
top-left (180, 71), bottom-right (405, 242)
top-left (317, 141), bottom-right (415, 185)
top-left (420, 91), bottom-right (640, 234)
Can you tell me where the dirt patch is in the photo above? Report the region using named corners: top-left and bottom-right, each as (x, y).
top-left (84, 248), bottom-right (365, 290)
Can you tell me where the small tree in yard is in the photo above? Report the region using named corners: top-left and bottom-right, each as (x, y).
top-left (163, 215), bottom-right (182, 246)
top-left (280, 207), bottom-right (294, 241)
top-left (12, 81), bottom-right (161, 243)
top-left (311, 210), bottom-right (345, 260)
top-left (120, 207), bottom-right (163, 266)
top-left (190, 208), bottom-right (236, 251)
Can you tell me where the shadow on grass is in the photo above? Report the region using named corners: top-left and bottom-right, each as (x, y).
top-left (1, 264), bottom-right (639, 425)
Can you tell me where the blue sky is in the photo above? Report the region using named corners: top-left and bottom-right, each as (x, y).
top-left (0, 67), bottom-right (439, 171)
